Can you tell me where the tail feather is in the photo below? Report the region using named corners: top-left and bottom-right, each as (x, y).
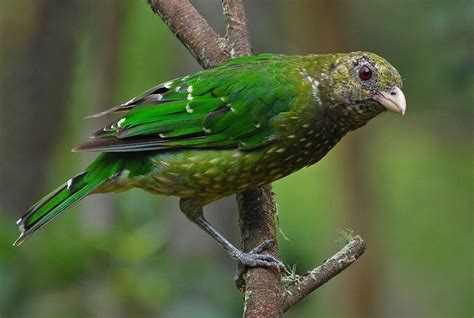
top-left (14, 171), bottom-right (109, 246)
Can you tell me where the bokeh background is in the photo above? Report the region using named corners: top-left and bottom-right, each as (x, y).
top-left (0, 0), bottom-right (472, 317)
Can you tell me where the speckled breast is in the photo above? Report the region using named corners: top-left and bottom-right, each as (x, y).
top-left (137, 124), bottom-right (345, 203)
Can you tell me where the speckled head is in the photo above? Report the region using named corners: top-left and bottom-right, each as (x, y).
top-left (317, 51), bottom-right (406, 130)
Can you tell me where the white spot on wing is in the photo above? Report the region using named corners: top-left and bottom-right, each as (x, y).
top-left (117, 118), bottom-right (126, 128)
top-left (185, 104), bottom-right (193, 113)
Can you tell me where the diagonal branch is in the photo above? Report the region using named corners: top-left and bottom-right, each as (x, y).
top-left (148, 0), bottom-right (229, 68)
top-left (280, 236), bottom-right (366, 313)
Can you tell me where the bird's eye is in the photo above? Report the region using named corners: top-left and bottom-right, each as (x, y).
top-left (358, 66), bottom-right (372, 81)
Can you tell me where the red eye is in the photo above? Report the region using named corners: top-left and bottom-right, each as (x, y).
top-left (358, 66), bottom-right (372, 81)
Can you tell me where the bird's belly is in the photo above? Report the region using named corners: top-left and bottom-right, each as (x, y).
top-left (135, 141), bottom-right (332, 203)
top-left (140, 149), bottom-right (273, 201)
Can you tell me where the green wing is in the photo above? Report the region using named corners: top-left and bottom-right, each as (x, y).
top-left (75, 55), bottom-right (299, 152)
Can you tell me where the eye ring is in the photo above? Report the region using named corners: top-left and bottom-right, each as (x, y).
top-left (358, 66), bottom-right (373, 81)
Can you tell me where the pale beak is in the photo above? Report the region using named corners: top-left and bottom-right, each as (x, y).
top-left (373, 86), bottom-right (406, 115)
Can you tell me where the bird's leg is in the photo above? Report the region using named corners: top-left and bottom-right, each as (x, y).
top-left (194, 216), bottom-right (285, 268)
top-left (179, 198), bottom-right (286, 276)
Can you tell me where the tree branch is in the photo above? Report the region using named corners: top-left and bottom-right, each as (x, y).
top-left (148, 0), bottom-right (229, 68)
top-left (148, 2), bottom-right (281, 316)
top-left (280, 236), bottom-right (366, 313)
top-left (221, 0), bottom-right (283, 317)
top-left (147, 1), bottom-right (365, 317)
top-left (237, 186), bottom-right (282, 317)
top-left (222, 0), bottom-right (252, 56)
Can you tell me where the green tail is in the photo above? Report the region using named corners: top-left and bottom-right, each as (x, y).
top-left (14, 155), bottom-right (122, 246)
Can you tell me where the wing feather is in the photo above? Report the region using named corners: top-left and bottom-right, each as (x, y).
top-left (75, 55), bottom-right (299, 153)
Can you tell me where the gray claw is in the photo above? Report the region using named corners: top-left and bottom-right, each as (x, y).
top-left (233, 240), bottom-right (288, 291)
top-left (233, 240), bottom-right (286, 271)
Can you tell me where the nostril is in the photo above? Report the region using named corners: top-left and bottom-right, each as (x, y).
top-left (390, 91), bottom-right (397, 96)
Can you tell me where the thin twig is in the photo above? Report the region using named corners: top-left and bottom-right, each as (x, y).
top-left (148, 0), bottom-right (229, 68)
top-left (280, 237), bottom-right (367, 313)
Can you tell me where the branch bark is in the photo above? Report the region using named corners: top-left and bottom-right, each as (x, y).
top-left (222, 0), bottom-right (252, 57)
top-left (237, 186), bottom-right (282, 317)
top-left (280, 237), bottom-right (366, 313)
top-left (148, 0), bottom-right (229, 68)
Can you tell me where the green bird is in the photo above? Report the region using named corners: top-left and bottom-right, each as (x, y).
top-left (14, 52), bottom-right (405, 269)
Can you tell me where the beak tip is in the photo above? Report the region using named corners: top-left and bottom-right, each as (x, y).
top-left (375, 86), bottom-right (406, 116)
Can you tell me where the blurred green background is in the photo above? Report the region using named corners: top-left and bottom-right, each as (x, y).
top-left (0, 0), bottom-right (472, 317)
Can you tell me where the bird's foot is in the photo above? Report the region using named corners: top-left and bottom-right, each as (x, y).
top-left (233, 239), bottom-right (284, 268)
top-left (233, 240), bottom-right (289, 291)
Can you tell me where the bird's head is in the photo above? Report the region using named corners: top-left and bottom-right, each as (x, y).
top-left (316, 51), bottom-right (406, 130)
